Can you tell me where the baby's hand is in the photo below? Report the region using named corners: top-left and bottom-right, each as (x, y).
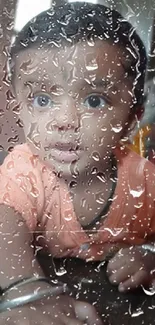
top-left (106, 246), bottom-right (155, 292)
top-left (0, 295), bottom-right (102, 325)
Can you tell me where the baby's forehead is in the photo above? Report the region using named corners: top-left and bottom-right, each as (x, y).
top-left (14, 40), bottom-right (129, 86)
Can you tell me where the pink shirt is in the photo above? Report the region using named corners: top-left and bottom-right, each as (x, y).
top-left (0, 143), bottom-right (155, 261)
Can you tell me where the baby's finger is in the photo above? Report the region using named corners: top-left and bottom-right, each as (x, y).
top-left (74, 301), bottom-right (102, 325)
top-left (118, 269), bottom-right (148, 293)
top-left (62, 314), bottom-right (84, 325)
top-left (107, 254), bottom-right (126, 276)
top-left (108, 265), bottom-right (134, 285)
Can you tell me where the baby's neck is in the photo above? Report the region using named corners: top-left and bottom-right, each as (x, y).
top-left (65, 155), bottom-right (115, 187)
top-left (67, 157), bottom-right (117, 228)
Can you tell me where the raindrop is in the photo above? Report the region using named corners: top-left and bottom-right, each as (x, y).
top-left (86, 59), bottom-right (98, 71)
top-left (91, 167), bottom-right (97, 174)
top-left (111, 125), bottom-right (123, 133)
top-left (52, 54), bottom-right (59, 67)
top-left (6, 21), bottom-right (14, 31)
top-left (92, 151), bottom-right (100, 162)
top-left (12, 103), bottom-right (21, 115)
top-left (87, 35), bottom-right (95, 47)
top-left (58, 14), bottom-right (72, 26)
top-left (104, 227), bottom-right (123, 236)
top-left (131, 308), bottom-right (144, 317)
top-left (0, 145), bottom-right (4, 151)
top-left (20, 59), bottom-right (38, 75)
top-left (81, 198), bottom-right (86, 208)
top-left (64, 213), bottom-right (72, 221)
top-left (2, 71), bottom-right (10, 86)
top-left (7, 146), bottom-right (14, 153)
top-left (8, 135), bottom-right (19, 143)
top-left (108, 106), bottom-right (113, 111)
top-left (69, 180), bottom-right (77, 188)
top-left (95, 260), bottom-right (106, 272)
top-left (6, 89), bottom-right (15, 101)
top-left (3, 45), bottom-right (10, 57)
top-left (134, 202), bottom-right (143, 209)
top-left (95, 192), bottom-right (105, 205)
top-left (3, 193), bottom-right (10, 204)
top-left (53, 265), bottom-right (67, 277)
top-left (0, 25), bottom-right (3, 38)
top-left (16, 118), bottom-right (23, 128)
top-left (141, 286), bottom-right (155, 296)
top-left (17, 221), bottom-right (24, 227)
top-left (27, 124), bottom-right (41, 150)
top-left (51, 85), bottom-right (64, 96)
top-left (101, 126), bottom-right (107, 132)
top-left (0, 109), bottom-right (4, 117)
top-left (87, 23), bottom-right (94, 31)
top-left (130, 187), bottom-right (144, 198)
top-left (6, 161), bottom-right (14, 170)
top-left (97, 172), bottom-right (106, 183)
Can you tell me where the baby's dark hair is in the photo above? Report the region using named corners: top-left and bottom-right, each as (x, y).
top-left (10, 1), bottom-right (147, 110)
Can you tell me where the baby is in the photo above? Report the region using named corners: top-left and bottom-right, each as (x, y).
top-left (0, 2), bottom-right (155, 324)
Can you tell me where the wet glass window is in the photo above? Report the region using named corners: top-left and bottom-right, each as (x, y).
top-left (0, 1), bottom-right (155, 324)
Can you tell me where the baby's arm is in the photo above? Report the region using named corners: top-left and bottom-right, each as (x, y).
top-left (0, 204), bottom-right (48, 289)
top-left (0, 204), bottom-right (102, 325)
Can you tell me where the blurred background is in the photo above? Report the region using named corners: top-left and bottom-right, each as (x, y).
top-left (0, 0), bottom-right (155, 162)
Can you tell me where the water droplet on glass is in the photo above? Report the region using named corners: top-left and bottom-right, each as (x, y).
top-left (134, 202), bottom-right (143, 209)
top-left (6, 161), bottom-right (14, 170)
top-left (13, 103), bottom-right (21, 115)
top-left (20, 59), bottom-right (38, 75)
top-left (81, 198), bottom-right (86, 208)
top-left (64, 213), bottom-right (72, 221)
top-left (69, 180), bottom-right (77, 188)
top-left (27, 123), bottom-right (41, 150)
top-left (0, 145), bottom-right (4, 151)
top-left (16, 118), bottom-right (23, 128)
top-left (95, 192), bottom-right (105, 205)
top-left (0, 109), bottom-right (4, 117)
top-left (111, 125), bottom-right (123, 133)
top-left (131, 308), bottom-right (144, 317)
top-left (130, 187), bottom-right (144, 198)
top-left (17, 220), bottom-right (24, 227)
top-left (92, 151), bottom-right (100, 162)
top-left (91, 167), bottom-right (97, 175)
top-left (141, 285), bottom-right (155, 296)
top-left (51, 85), bottom-right (64, 96)
top-left (101, 126), bottom-right (107, 132)
top-left (0, 25), bottom-right (3, 38)
top-left (86, 59), bottom-right (98, 71)
top-left (87, 35), bottom-right (95, 47)
top-left (6, 89), bottom-right (15, 101)
top-left (8, 135), bottom-right (19, 144)
top-left (52, 260), bottom-right (67, 277)
top-left (2, 71), bottom-right (10, 86)
top-left (3, 193), bottom-right (10, 204)
top-left (97, 172), bottom-right (106, 183)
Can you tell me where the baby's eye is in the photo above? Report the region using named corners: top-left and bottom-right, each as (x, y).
top-left (32, 93), bottom-right (53, 109)
top-left (84, 94), bottom-right (107, 109)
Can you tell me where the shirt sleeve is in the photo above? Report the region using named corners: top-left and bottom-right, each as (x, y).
top-left (0, 146), bottom-right (45, 231)
top-left (143, 159), bottom-right (155, 239)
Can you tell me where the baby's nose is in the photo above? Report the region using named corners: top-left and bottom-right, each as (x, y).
top-left (52, 97), bottom-right (80, 131)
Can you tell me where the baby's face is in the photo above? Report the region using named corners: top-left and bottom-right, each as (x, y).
top-left (14, 40), bottom-right (134, 178)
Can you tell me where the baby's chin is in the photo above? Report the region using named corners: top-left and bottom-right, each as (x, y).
top-left (40, 156), bottom-right (76, 178)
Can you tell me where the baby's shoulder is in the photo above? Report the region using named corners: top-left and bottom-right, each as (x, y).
top-left (0, 143), bottom-right (57, 192)
top-left (1, 143), bottom-right (39, 174)
top-left (115, 145), bottom-right (155, 184)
